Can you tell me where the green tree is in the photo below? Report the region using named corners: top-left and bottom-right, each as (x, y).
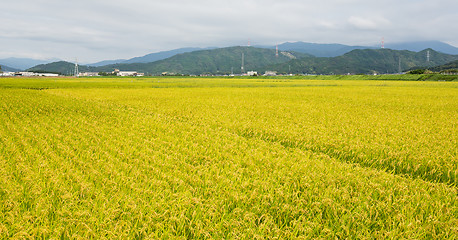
top-left (408, 69), bottom-right (427, 74)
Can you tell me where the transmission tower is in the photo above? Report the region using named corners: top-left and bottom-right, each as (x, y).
top-left (74, 59), bottom-right (79, 77)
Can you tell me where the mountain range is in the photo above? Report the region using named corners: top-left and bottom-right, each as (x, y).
top-left (0, 64), bottom-right (20, 72)
top-left (385, 41), bottom-right (458, 55)
top-left (86, 47), bottom-right (215, 67)
top-left (29, 47), bottom-right (311, 75)
top-left (3, 40), bottom-right (457, 71)
top-left (273, 40), bottom-right (458, 57)
top-left (274, 42), bottom-right (371, 57)
top-left (0, 57), bottom-right (60, 70)
top-left (28, 46), bottom-right (458, 76)
top-left (266, 48), bottom-right (458, 75)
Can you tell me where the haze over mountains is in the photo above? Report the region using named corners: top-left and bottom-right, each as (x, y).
top-left (3, 40), bottom-right (458, 75)
top-left (0, 57), bottom-right (61, 71)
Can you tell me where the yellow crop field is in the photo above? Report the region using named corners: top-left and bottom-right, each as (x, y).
top-left (0, 77), bottom-right (457, 239)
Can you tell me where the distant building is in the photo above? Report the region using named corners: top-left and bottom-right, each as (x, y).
top-left (0, 72), bottom-right (15, 77)
top-left (247, 71), bottom-right (258, 76)
top-left (117, 71), bottom-right (144, 76)
top-left (161, 72), bottom-right (176, 76)
top-left (15, 72), bottom-right (36, 77)
top-left (36, 73), bottom-right (59, 77)
top-left (264, 71), bottom-right (277, 76)
top-left (79, 72), bottom-right (99, 77)
top-left (2, 72), bottom-right (58, 77)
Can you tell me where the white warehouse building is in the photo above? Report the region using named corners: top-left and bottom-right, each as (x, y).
top-left (117, 71), bottom-right (144, 77)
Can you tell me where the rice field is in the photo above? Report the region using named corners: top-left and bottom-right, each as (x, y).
top-left (0, 77), bottom-right (457, 239)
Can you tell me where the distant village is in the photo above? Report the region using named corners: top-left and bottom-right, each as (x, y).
top-left (0, 72), bottom-right (60, 77)
top-left (0, 69), bottom-right (145, 77)
top-left (1, 69), bottom-right (284, 77)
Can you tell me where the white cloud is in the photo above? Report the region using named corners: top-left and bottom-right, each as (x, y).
top-left (348, 16), bottom-right (377, 30)
top-left (0, 0), bottom-right (457, 62)
top-left (348, 16), bottom-right (391, 30)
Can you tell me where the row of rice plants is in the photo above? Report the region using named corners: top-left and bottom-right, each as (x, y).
top-left (66, 80), bottom-right (456, 185)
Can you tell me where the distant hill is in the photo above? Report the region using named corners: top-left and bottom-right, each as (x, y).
top-left (29, 47), bottom-right (310, 75)
top-left (28, 61), bottom-right (96, 75)
top-left (260, 41), bottom-right (458, 58)
top-left (27, 47), bottom-right (458, 76)
top-left (385, 41), bottom-right (458, 55)
top-left (0, 57), bottom-right (58, 70)
top-left (0, 64), bottom-right (20, 72)
top-left (94, 46), bottom-right (312, 75)
top-left (87, 59), bottom-right (127, 67)
top-left (273, 42), bottom-right (372, 57)
top-left (87, 47), bottom-right (213, 67)
top-left (9, 40), bottom-right (458, 71)
top-left (266, 48), bottom-right (458, 75)
top-left (122, 47), bottom-right (214, 64)
top-left (428, 60), bottom-right (458, 72)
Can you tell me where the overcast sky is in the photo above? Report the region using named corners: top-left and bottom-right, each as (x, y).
top-left (1, 0), bottom-right (457, 63)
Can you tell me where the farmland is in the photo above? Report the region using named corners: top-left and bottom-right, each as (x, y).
top-left (0, 77), bottom-right (457, 239)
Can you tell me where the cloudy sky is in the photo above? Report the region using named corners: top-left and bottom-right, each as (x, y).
top-left (1, 0), bottom-right (457, 63)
